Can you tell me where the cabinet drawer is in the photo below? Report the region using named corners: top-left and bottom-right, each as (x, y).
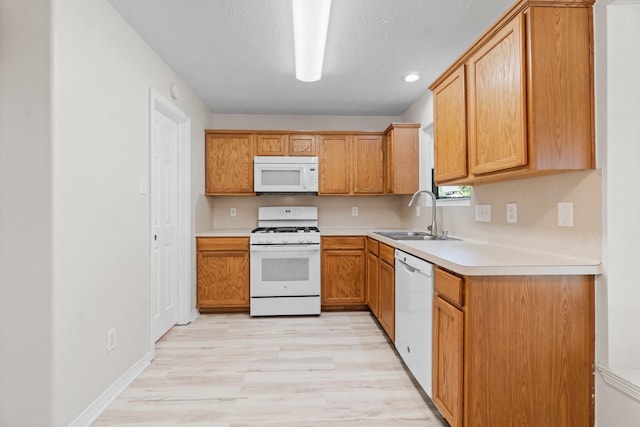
top-left (379, 243), bottom-right (395, 265)
top-left (367, 237), bottom-right (379, 256)
top-left (322, 236), bottom-right (365, 250)
top-left (197, 237), bottom-right (249, 251)
top-left (435, 267), bottom-right (464, 307)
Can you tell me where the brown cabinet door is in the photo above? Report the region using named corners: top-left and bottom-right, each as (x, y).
top-left (288, 134), bottom-right (317, 156)
top-left (197, 239), bottom-right (250, 309)
top-left (366, 250), bottom-right (380, 317)
top-left (467, 14), bottom-right (527, 176)
top-left (205, 133), bottom-right (254, 194)
top-left (378, 259), bottom-right (395, 341)
top-left (384, 124), bottom-right (420, 194)
top-left (432, 296), bottom-right (464, 427)
top-left (319, 135), bottom-right (351, 194)
top-left (321, 248), bottom-right (366, 306)
top-left (383, 129), bottom-right (394, 194)
top-left (433, 66), bottom-right (468, 183)
top-left (256, 134), bottom-right (287, 156)
top-left (352, 135), bottom-right (384, 194)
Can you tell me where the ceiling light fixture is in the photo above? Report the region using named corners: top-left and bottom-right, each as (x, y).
top-left (292, 0), bottom-right (332, 83)
top-left (403, 73), bottom-right (420, 83)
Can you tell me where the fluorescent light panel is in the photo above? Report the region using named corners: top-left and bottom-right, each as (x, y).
top-left (292, 0), bottom-right (332, 82)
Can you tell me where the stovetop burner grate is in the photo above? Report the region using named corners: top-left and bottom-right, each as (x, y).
top-left (251, 226), bottom-right (320, 234)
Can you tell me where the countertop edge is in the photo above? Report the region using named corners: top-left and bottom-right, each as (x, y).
top-left (195, 228), bottom-right (601, 277)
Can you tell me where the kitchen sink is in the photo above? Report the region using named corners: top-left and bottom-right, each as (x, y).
top-left (373, 231), bottom-right (461, 241)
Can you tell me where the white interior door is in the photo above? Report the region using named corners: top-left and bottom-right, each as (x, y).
top-left (151, 109), bottom-right (179, 342)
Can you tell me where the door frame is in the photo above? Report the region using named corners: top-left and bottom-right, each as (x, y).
top-left (149, 88), bottom-right (193, 350)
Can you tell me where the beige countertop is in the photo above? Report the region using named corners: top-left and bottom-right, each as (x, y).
top-left (196, 228), bottom-right (601, 276)
top-left (196, 229), bottom-right (252, 237)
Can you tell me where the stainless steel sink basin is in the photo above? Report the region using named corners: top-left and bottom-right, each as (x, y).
top-left (373, 231), bottom-right (461, 241)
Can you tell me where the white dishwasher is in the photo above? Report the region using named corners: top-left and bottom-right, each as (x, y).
top-left (394, 249), bottom-right (434, 398)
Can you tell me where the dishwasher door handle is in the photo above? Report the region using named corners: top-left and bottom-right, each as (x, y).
top-left (398, 261), bottom-right (417, 274)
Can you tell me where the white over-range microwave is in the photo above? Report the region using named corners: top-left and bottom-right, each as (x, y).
top-left (253, 156), bottom-right (318, 194)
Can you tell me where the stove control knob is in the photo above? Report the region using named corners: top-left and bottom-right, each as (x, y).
top-left (282, 238), bottom-right (289, 244)
top-left (298, 237), bottom-right (304, 243)
top-left (306, 238), bottom-right (312, 243)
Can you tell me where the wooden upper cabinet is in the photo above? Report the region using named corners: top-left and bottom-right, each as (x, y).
top-left (527, 5), bottom-right (594, 170)
top-left (433, 66), bottom-right (467, 183)
top-left (289, 134), bottom-right (317, 156)
top-left (205, 132), bottom-right (255, 194)
top-left (467, 14), bottom-right (527, 176)
top-left (256, 133), bottom-right (317, 156)
top-left (384, 124), bottom-right (420, 194)
top-left (352, 135), bottom-right (384, 194)
top-left (430, 1), bottom-right (595, 185)
top-left (319, 135), bottom-right (351, 194)
top-left (256, 134), bottom-right (287, 156)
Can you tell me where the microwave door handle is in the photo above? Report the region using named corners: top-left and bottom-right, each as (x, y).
top-left (302, 167), bottom-right (308, 190)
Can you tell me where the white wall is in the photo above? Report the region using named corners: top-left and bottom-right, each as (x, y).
top-left (1, 2), bottom-right (214, 424)
top-left (594, 1), bottom-right (640, 425)
top-left (0, 1), bottom-right (53, 425)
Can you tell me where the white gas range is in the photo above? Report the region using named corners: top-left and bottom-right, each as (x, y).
top-left (249, 206), bottom-right (321, 316)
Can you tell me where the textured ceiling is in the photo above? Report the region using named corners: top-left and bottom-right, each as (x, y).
top-left (108, 0), bottom-right (514, 116)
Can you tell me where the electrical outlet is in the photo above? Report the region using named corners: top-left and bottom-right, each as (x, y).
top-left (230, 208), bottom-right (237, 217)
top-left (352, 207), bottom-right (358, 216)
top-left (558, 202), bottom-right (574, 227)
top-left (415, 206), bottom-right (420, 217)
top-left (106, 327), bottom-right (117, 353)
top-left (506, 203), bottom-right (518, 224)
top-left (475, 204), bottom-right (491, 222)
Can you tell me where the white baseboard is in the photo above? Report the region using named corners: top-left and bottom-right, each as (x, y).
top-left (68, 352), bottom-right (152, 427)
top-left (598, 365), bottom-right (640, 403)
top-left (177, 308), bottom-right (198, 326)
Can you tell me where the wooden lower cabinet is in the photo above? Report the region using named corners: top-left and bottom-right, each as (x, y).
top-left (433, 267), bottom-right (595, 427)
top-left (433, 269), bottom-right (464, 427)
top-left (377, 243), bottom-right (395, 341)
top-left (196, 237), bottom-right (250, 312)
top-left (321, 236), bottom-right (367, 310)
top-left (366, 238), bottom-right (380, 317)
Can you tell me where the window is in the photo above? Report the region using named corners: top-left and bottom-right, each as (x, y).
top-left (431, 169), bottom-right (470, 200)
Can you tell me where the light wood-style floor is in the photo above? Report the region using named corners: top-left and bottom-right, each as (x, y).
top-left (93, 312), bottom-right (447, 426)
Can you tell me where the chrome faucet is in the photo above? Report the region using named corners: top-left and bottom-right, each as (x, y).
top-left (408, 190), bottom-right (441, 238)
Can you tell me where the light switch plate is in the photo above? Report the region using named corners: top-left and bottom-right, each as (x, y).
top-left (352, 207), bottom-right (358, 216)
top-left (558, 202), bottom-right (573, 227)
top-left (475, 204), bottom-right (491, 222)
top-left (506, 203), bottom-right (518, 224)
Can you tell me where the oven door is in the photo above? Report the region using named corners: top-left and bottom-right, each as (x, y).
top-left (250, 244), bottom-right (320, 297)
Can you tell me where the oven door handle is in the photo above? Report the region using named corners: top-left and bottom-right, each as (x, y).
top-left (250, 244), bottom-right (320, 252)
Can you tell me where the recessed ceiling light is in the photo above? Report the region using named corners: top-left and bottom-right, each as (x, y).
top-left (403, 73), bottom-right (420, 83)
